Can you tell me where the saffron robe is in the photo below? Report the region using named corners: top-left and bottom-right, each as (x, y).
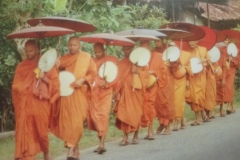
top-left (154, 52), bottom-right (175, 126)
top-left (173, 50), bottom-right (192, 120)
top-left (186, 46), bottom-right (209, 112)
top-left (50, 51), bottom-right (97, 147)
top-left (88, 55), bottom-right (118, 136)
top-left (114, 57), bottom-right (148, 133)
top-left (12, 56), bottom-right (60, 159)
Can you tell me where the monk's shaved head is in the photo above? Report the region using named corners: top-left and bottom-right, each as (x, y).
top-left (24, 39), bottom-right (39, 59)
top-left (94, 43), bottom-right (105, 59)
top-left (68, 36), bottom-right (81, 54)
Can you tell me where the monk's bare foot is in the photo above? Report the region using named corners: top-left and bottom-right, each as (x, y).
top-left (156, 125), bottom-right (165, 134)
top-left (180, 118), bottom-right (186, 129)
top-left (67, 147), bottom-right (75, 159)
top-left (119, 135), bottom-right (129, 146)
top-left (163, 128), bottom-right (171, 135)
top-left (131, 138), bottom-right (140, 144)
top-left (44, 152), bottom-right (53, 160)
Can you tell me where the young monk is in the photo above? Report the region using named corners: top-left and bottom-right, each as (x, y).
top-left (50, 36), bottom-right (97, 160)
top-left (114, 45), bottom-right (148, 145)
top-left (12, 40), bottom-right (60, 160)
top-left (153, 39), bottom-right (175, 135)
top-left (88, 43), bottom-right (118, 154)
top-left (186, 40), bottom-right (210, 126)
top-left (170, 46), bottom-right (192, 131)
top-left (140, 40), bottom-right (161, 139)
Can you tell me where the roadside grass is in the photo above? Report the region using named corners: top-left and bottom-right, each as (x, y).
top-left (1, 90), bottom-right (240, 159)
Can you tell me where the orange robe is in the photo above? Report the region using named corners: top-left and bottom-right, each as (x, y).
top-left (155, 52), bottom-right (175, 126)
top-left (205, 64), bottom-right (217, 111)
top-left (223, 55), bottom-right (239, 102)
top-left (12, 57), bottom-right (60, 160)
top-left (172, 50), bottom-right (191, 120)
top-left (141, 51), bottom-right (161, 127)
top-left (88, 55), bottom-right (118, 136)
top-left (114, 57), bottom-right (148, 133)
top-left (216, 47), bottom-right (228, 104)
top-left (187, 46), bottom-right (209, 112)
top-left (50, 51), bottom-right (97, 147)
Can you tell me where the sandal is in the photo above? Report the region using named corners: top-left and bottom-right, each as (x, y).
top-left (162, 130), bottom-right (171, 135)
top-left (180, 125), bottom-right (186, 129)
top-left (226, 110), bottom-right (232, 115)
top-left (220, 113), bottom-right (226, 117)
top-left (156, 125), bottom-right (165, 135)
top-left (98, 147), bottom-right (106, 154)
top-left (191, 122), bottom-right (200, 126)
top-left (144, 135), bottom-right (155, 140)
top-left (131, 139), bottom-right (140, 144)
top-left (119, 141), bottom-right (129, 146)
top-left (209, 115), bottom-right (215, 119)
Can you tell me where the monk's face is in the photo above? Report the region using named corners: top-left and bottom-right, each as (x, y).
top-left (155, 40), bottom-right (164, 48)
top-left (25, 44), bottom-right (38, 60)
top-left (140, 40), bottom-right (151, 50)
top-left (122, 46), bottom-right (134, 57)
top-left (188, 40), bottom-right (199, 48)
top-left (94, 45), bottom-right (105, 59)
top-left (68, 37), bottom-right (81, 54)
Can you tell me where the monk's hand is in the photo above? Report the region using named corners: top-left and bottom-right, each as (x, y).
top-left (201, 59), bottom-right (208, 67)
top-left (100, 80), bottom-right (106, 88)
top-left (115, 94), bottom-right (120, 101)
top-left (222, 79), bottom-right (226, 87)
top-left (55, 58), bottom-right (60, 68)
top-left (39, 71), bottom-right (45, 79)
top-left (186, 80), bottom-right (190, 89)
top-left (71, 78), bottom-right (86, 88)
top-left (149, 70), bottom-right (155, 74)
top-left (132, 65), bottom-right (138, 74)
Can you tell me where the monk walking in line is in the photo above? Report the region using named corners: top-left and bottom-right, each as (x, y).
top-left (153, 40), bottom-right (175, 135)
top-left (50, 37), bottom-right (97, 160)
top-left (12, 40), bottom-right (60, 160)
top-left (114, 45), bottom-right (148, 145)
top-left (88, 43), bottom-right (118, 154)
top-left (186, 40), bottom-right (210, 126)
top-left (140, 40), bottom-right (161, 139)
top-left (171, 48), bottom-right (192, 131)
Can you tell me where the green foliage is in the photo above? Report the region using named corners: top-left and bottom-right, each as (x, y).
top-left (0, 5), bottom-right (20, 131)
top-left (129, 3), bottom-right (169, 29)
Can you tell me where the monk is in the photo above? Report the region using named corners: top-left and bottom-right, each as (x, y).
top-left (204, 58), bottom-right (216, 121)
top-left (170, 47), bottom-right (192, 131)
top-left (114, 45), bottom-right (148, 145)
top-left (87, 43), bottom-right (118, 154)
top-left (223, 44), bottom-right (239, 114)
top-left (140, 40), bottom-right (161, 139)
top-left (153, 40), bottom-right (175, 135)
top-left (186, 40), bottom-right (210, 126)
top-left (12, 40), bottom-right (60, 160)
top-left (215, 40), bottom-right (228, 117)
top-left (50, 37), bottom-right (97, 160)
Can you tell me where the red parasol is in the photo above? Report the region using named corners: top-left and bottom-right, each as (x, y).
top-left (115, 29), bottom-right (166, 41)
top-left (27, 16), bottom-right (97, 32)
top-left (215, 30), bottom-right (227, 43)
top-left (161, 22), bottom-right (205, 41)
top-left (7, 25), bottom-right (75, 39)
top-left (198, 26), bottom-right (216, 51)
top-left (157, 27), bottom-right (193, 40)
top-left (80, 33), bottom-right (135, 46)
top-left (220, 29), bottom-right (240, 46)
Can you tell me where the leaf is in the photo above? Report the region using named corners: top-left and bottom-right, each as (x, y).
top-left (54, 0), bottom-right (68, 12)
